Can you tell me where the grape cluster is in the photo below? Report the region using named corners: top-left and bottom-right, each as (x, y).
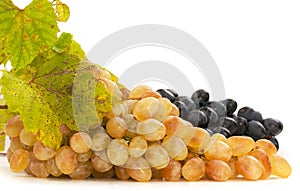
top-left (157, 89), bottom-right (282, 149)
top-left (4, 85), bottom-right (292, 181)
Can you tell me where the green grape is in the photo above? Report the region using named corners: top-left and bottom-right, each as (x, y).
top-left (129, 85), bottom-right (152, 100)
top-left (128, 136), bottom-right (148, 158)
top-left (107, 139), bottom-right (129, 166)
top-left (236, 155), bottom-right (263, 180)
top-left (76, 150), bottom-right (92, 163)
top-left (182, 157), bottom-right (206, 181)
top-left (28, 153), bottom-right (49, 178)
top-left (126, 156), bottom-right (152, 182)
top-left (46, 158), bottom-right (62, 177)
top-left (249, 149), bottom-right (271, 179)
top-left (269, 154), bottom-right (292, 178)
top-left (206, 160), bottom-right (231, 181)
top-left (145, 143), bottom-right (170, 170)
top-left (4, 115), bottom-right (24, 138)
top-left (160, 159), bottom-right (182, 181)
top-left (115, 166), bottom-right (130, 180)
top-left (204, 140), bottom-right (232, 162)
top-left (9, 137), bottom-right (23, 152)
top-left (123, 114), bottom-right (138, 138)
top-left (33, 141), bottom-right (56, 161)
top-left (20, 128), bottom-right (37, 146)
top-left (136, 119), bottom-right (166, 142)
top-left (162, 135), bottom-right (188, 161)
top-left (255, 139), bottom-right (277, 156)
top-left (91, 131), bottom-right (111, 151)
top-left (55, 146), bottom-right (77, 175)
top-left (106, 117), bottom-right (127, 139)
top-left (69, 161), bottom-right (93, 179)
top-left (91, 151), bottom-right (113, 172)
top-left (9, 149), bottom-right (29, 172)
top-left (69, 132), bottom-right (92, 154)
top-left (226, 136), bottom-right (255, 157)
top-left (158, 98), bottom-right (173, 116)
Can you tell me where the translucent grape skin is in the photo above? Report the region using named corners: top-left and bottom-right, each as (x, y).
top-left (69, 132), bottom-right (92, 154)
top-left (76, 150), bottom-right (92, 163)
top-left (162, 135), bottom-right (188, 161)
top-left (106, 117), bottom-right (128, 139)
top-left (20, 128), bottom-right (37, 146)
top-left (160, 159), bottom-right (182, 181)
top-left (126, 157), bottom-right (152, 182)
top-left (249, 149), bottom-right (271, 179)
top-left (107, 139), bottom-right (129, 166)
top-left (91, 131), bottom-right (111, 151)
top-left (55, 146), bottom-right (77, 175)
top-left (236, 155), bottom-right (263, 180)
top-left (9, 136), bottom-right (23, 152)
top-left (69, 161), bottom-right (93, 179)
top-left (269, 154), bottom-right (292, 178)
top-left (4, 115), bottom-right (24, 138)
top-left (9, 149), bottom-right (29, 172)
top-left (115, 166), bottom-right (130, 180)
top-left (227, 157), bottom-right (238, 179)
top-left (182, 157), bottom-right (206, 181)
top-left (91, 152), bottom-right (113, 172)
top-left (28, 153), bottom-right (49, 178)
top-left (204, 140), bottom-right (232, 162)
top-left (136, 119), bottom-right (166, 142)
top-left (206, 160), bottom-right (231, 181)
top-left (128, 136), bottom-right (148, 158)
top-left (145, 144), bottom-right (170, 170)
top-left (226, 136), bottom-right (255, 157)
top-left (46, 158), bottom-right (62, 177)
top-left (255, 139), bottom-right (277, 156)
top-left (33, 141), bottom-right (56, 161)
top-left (129, 85), bottom-right (152, 100)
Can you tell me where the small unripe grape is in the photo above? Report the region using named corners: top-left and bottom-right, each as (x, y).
top-left (129, 136), bottom-right (147, 158)
top-left (204, 140), bottom-right (232, 162)
top-left (91, 151), bottom-right (113, 172)
top-left (33, 141), bottom-right (56, 161)
top-left (126, 157), bottom-right (152, 182)
top-left (106, 117), bottom-right (127, 139)
top-left (206, 160), bottom-right (231, 181)
top-left (55, 146), bottom-right (77, 175)
top-left (255, 139), bottom-right (277, 156)
top-left (20, 129), bottom-right (37, 146)
top-left (226, 136), bottom-right (255, 157)
top-left (145, 144), bottom-right (170, 169)
top-left (236, 155), bottom-right (263, 180)
top-left (4, 115), bottom-right (24, 138)
top-left (182, 157), bottom-right (206, 181)
top-left (160, 159), bottom-right (182, 181)
top-left (269, 154), bottom-right (292, 178)
top-left (91, 131), bottom-right (110, 151)
top-left (249, 149), bottom-right (271, 179)
top-left (9, 149), bottom-right (29, 172)
top-left (69, 161), bottom-right (93, 179)
top-left (136, 119), bottom-right (166, 141)
top-left (107, 139), bottom-right (128, 166)
top-left (69, 132), bottom-right (92, 154)
top-left (46, 158), bottom-right (62, 177)
top-left (115, 166), bottom-right (130, 180)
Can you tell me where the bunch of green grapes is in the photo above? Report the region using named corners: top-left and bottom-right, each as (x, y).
top-left (5, 85), bottom-right (292, 181)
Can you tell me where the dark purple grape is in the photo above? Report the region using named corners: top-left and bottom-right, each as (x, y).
top-left (212, 126), bottom-right (232, 138)
top-left (199, 106), bottom-right (218, 128)
top-left (268, 136), bottom-right (279, 150)
top-left (173, 101), bottom-right (189, 120)
top-left (220, 99), bottom-right (237, 116)
top-left (207, 101), bottom-right (227, 119)
top-left (262, 118), bottom-right (283, 137)
top-left (166, 89), bottom-right (178, 98)
top-left (237, 106), bottom-right (254, 119)
top-left (238, 107), bottom-right (263, 122)
top-left (205, 128), bottom-right (214, 136)
top-left (222, 117), bottom-right (238, 135)
top-left (157, 89), bottom-right (176, 102)
top-left (187, 110), bottom-right (208, 128)
top-left (245, 120), bottom-right (266, 140)
top-left (179, 97), bottom-right (196, 112)
top-left (233, 116), bottom-right (248, 135)
top-left (191, 89), bottom-right (209, 108)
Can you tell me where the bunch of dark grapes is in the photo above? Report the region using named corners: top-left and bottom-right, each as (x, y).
top-left (156, 89), bottom-right (283, 150)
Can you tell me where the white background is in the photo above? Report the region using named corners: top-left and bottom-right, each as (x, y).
top-left (1, 0), bottom-right (300, 190)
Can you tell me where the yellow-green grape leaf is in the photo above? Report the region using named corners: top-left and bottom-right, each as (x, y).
top-left (1, 72), bottom-right (62, 149)
top-left (56, 2), bottom-right (70, 22)
top-left (73, 64), bottom-right (113, 131)
top-left (0, 134), bottom-right (5, 152)
top-left (0, 0), bottom-right (59, 71)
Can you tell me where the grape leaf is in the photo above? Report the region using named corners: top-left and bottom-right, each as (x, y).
top-left (56, 1), bottom-right (70, 22)
top-left (0, 134), bottom-right (5, 152)
top-left (1, 71), bottom-right (62, 149)
top-left (0, 0), bottom-right (59, 71)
